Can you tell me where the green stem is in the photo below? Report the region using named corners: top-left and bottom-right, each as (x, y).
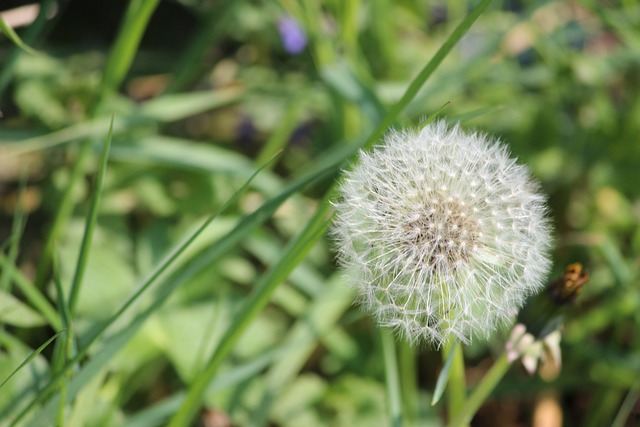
top-left (449, 352), bottom-right (511, 427)
top-left (398, 341), bottom-right (418, 422)
top-left (611, 379), bottom-right (640, 427)
top-left (381, 330), bottom-right (403, 427)
top-left (443, 341), bottom-right (466, 425)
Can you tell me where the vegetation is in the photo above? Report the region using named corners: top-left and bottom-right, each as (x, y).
top-left (0, 0), bottom-right (639, 426)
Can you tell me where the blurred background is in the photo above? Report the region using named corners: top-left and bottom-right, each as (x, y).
top-left (0, 0), bottom-right (639, 426)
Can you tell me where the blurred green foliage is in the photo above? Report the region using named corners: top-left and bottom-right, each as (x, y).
top-left (0, 0), bottom-right (639, 426)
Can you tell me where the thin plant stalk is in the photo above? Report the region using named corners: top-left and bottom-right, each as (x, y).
top-left (381, 329), bottom-right (403, 427)
top-left (443, 341), bottom-right (467, 426)
top-left (399, 341), bottom-right (418, 422)
top-left (611, 379), bottom-right (640, 427)
top-left (449, 352), bottom-right (511, 427)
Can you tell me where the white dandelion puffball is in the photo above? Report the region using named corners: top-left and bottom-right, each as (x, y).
top-left (332, 121), bottom-right (552, 346)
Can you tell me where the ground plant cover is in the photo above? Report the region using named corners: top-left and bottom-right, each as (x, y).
top-left (0, 0), bottom-right (639, 426)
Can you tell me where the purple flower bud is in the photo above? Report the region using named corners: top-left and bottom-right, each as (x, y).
top-left (278, 16), bottom-right (307, 55)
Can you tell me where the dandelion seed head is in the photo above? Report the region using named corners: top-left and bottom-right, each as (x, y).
top-left (332, 121), bottom-right (553, 347)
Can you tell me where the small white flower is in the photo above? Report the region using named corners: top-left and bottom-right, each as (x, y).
top-left (332, 121), bottom-right (552, 346)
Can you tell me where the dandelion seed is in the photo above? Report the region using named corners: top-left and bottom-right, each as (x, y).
top-left (332, 121), bottom-right (553, 347)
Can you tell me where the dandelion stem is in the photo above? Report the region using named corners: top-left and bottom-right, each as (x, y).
top-left (381, 329), bottom-right (403, 427)
top-left (448, 352), bottom-right (512, 427)
top-left (443, 341), bottom-right (467, 426)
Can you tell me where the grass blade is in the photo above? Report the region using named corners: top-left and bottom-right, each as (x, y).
top-left (0, 0), bottom-right (57, 99)
top-left (0, 16), bottom-right (38, 54)
top-left (0, 330), bottom-right (66, 389)
top-left (67, 116), bottom-right (113, 315)
top-left (432, 341), bottom-right (458, 406)
top-left (100, 0), bottom-right (160, 96)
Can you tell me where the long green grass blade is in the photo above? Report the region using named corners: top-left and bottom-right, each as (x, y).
top-left (0, 330), bottom-right (66, 389)
top-left (0, 0), bottom-right (57, 99)
top-left (100, 0), bottom-right (160, 96)
top-left (68, 116), bottom-right (113, 315)
top-left (0, 17), bottom-right (38, 54)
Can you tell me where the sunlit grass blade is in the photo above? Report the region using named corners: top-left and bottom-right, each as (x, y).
top-left (419, 101), bottom-right (453, 129)
top-left (100, 0), bottom-right (160, 97)
top-left (381, 330), bottom-right (403, 427)
top-left (67, 116), bottom-right (113, 315)
top-left (0, 16), bottom-right (38, 54)
top-left (168, 213), bottom-right (334, 426)
top-left (448, 105), bottom-right (506, 123)
top-left (52, 260), bottom-right (70, 427)
top-left (0, 329), bottom-right (66, 390)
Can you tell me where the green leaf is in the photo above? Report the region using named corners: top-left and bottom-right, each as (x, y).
top-left (0, 17), bottom-right (38, 55)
